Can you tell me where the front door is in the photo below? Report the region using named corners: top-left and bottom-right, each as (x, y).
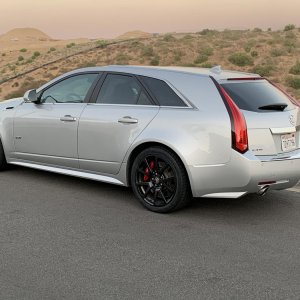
top-left (13, 73), bottom-right (99, 168)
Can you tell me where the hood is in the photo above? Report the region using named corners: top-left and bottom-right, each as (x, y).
top-left (0, 97), bottom-right (24, 110)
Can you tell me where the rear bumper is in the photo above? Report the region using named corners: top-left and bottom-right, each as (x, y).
top-left (188, 149), bottom-right (300, 198)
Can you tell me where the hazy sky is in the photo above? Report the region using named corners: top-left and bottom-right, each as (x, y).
top-left (0, 0), bottom-right (299, 39)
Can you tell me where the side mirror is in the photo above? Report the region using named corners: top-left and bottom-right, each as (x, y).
top-left (23, 89), bottom-right (39, 103)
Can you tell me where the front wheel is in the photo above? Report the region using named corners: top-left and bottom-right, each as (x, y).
top-left (131, 147), bottom-right (190, 213)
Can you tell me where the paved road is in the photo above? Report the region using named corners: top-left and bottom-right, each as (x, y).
top-left (0, 166), bottom-right (299, 300)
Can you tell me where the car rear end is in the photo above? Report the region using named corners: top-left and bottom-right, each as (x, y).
top-left (193, 74), bottom-right (300, 198)
top-left (212, 76), bottom-right (300, 196)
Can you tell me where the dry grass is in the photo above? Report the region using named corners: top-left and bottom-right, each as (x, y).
top-left (1, 28), bottom-right (300, 101)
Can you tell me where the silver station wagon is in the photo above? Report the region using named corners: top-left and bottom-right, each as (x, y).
top-left (0, 66), bottom-right (299, 212)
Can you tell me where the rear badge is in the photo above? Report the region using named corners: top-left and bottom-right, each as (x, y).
top-left (252, 148), bottom-right (263, 152)
top-left (289, 115), bottom-right (296, 126)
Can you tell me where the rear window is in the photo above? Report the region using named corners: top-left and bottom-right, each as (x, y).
top-left (221, 81), bottom-right (294, 112)
top-left (141, 76), bottom-right (186, 107)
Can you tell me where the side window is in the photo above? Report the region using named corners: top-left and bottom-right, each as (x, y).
top-left (96, 74), bottom-right (152, 105)
top-left (40, 73), bottom-right (98, 104)
top-left (141, 76), bottom-right (186, 107)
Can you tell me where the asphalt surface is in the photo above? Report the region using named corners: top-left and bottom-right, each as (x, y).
top-left (0, 166), bottom-right (299, 300)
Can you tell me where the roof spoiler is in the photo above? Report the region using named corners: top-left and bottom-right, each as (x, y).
top-left (209, 65), bottom-right (222, 74)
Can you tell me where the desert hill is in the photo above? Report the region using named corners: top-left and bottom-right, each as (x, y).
top-left (0, 28), bottom-right (51, 43)
top-left (0, 27), bottom-right (300, 102)
top-left (116, 30), bottom-right (153, 40)
top-left (0, 28), bottom-right (91, 50)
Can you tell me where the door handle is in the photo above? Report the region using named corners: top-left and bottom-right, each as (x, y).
top-left (60, 115), bottom-right (77, 122)
top-left (118, 116), bottom-right (138, 124)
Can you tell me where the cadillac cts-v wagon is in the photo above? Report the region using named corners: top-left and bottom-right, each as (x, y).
top-left (0, 65), bottom-right (299, 212)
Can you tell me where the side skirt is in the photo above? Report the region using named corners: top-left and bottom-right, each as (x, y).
top-left (201, 192), bottom-right (247, 198)
top-left (9, 160), bottom-right (125, 186)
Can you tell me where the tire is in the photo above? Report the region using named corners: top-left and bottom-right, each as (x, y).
top-left (131, 146), bottom-right (190, 213)
top-left (0, 140), bottom-right (7, 171)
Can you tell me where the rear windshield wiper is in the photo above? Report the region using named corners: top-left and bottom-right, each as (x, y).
top-left (258, 103), bottom-right (288, 111)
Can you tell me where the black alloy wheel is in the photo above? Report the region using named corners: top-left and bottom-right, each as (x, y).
top-left (131, 147), bottom-right (190, 213)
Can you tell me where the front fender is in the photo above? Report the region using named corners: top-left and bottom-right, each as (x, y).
top-left (0, 97), bottom-right (24, 158)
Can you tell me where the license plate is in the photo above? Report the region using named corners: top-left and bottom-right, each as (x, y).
top-left (281, 133), bottom-right (296, 152)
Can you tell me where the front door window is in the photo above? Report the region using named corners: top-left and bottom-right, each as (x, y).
top-left (40, 74), bottom-right (98, 104)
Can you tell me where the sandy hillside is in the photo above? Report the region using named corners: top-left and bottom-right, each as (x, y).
top-left (0, 28), bottom-right (100, 87)
top-left (0, 27), bottom-right (92, 51)
top-left (0, 28), bottom-right (51, 48)
top-left (116, 31), bottom-right (153, 40)
top-left (0, 28), bottom-right (51, 41)
top-left (0, 27), bottom-right (299, 103)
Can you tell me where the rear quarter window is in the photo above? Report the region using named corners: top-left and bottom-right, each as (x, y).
top-left (141, 76), bottom-right (186, 107)
top-left (221, 81), bottom-right (294, 112)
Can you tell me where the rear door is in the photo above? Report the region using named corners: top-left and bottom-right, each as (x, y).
top-left (78, 73), bottom-right (159, 174)
top-left (221, 79), bottom-right (300, 156)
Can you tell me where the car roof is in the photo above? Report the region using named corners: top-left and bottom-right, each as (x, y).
top-left (37, 65), bottom-right (262, 94)
top-left (70, 65), bottom-right (261, 81)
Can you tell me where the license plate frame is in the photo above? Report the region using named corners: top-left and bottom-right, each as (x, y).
top-left (281, 133), bottom-right (296, 152)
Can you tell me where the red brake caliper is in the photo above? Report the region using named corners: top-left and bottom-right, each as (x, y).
top-left (143, 161), bottom-right (155, 182)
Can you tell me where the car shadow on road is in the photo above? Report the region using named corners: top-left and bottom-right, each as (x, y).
top-left (181, 189), bottom-right (298, 224)
top-left (5, 165), bottom-right (298, 222)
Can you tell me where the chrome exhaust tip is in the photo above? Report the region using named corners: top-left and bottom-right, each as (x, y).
top-left (257, 185), bottom-right (270, 196)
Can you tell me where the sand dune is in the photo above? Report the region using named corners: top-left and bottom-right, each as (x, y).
top-left (0, 28), bottom-right (94, 51)
top-left (0, 28), bottom-right (51, 42)
top-left (0, 28), bottom-right (53, 50)
top-left (1, 27), bottom-right (299, 102)
top-left (0, 28), bottom-right (152, 49)
top-left (116, 30), bottom-right (152, 40)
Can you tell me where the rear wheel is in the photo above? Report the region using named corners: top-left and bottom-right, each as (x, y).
top-left (0, 140), bottom-right (7, 171)
top-left (131, 147), bottom-right (190, 213)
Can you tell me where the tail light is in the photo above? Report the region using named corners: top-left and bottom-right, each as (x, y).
top-left (210, 76), bottom-right (248, 154)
